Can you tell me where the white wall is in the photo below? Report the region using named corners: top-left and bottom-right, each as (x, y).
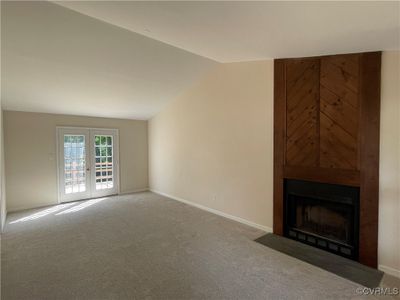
top-left (149, 61), bottom-right (274, 230)
top-left (379, 51), bottom-right (400, 277)
top-left (149, 52), bottom-right (400, 276)
top-left (4, 111), bottom-right (149, 212)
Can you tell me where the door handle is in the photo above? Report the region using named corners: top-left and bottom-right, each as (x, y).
top-left (86, 168), bottom-right (90, 171)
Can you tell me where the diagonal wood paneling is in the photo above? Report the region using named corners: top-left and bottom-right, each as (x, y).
top-left (320, 54), bottom-right (359, 170)
top-left (320, 112), bottom-right (358, 169)
top-left (320, 55), bottom-right (359, 108)
top-left (320, 85), bottom-right (358, 138)
top-left (285, 59), bottom-right (319, 167)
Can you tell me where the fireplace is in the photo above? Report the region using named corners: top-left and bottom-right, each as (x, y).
top-left (274, 53), bottom-right (380, 267)
top-left (284, 179), bottom-right (360, 259)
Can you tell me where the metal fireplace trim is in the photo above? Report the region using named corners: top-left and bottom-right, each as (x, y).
top-left (284, 179), bottom-right (360, 260)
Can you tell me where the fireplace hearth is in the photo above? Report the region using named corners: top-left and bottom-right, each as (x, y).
top-left (284, 179), bottom-right (359, 259)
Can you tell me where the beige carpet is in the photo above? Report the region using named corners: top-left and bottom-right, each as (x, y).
top-left (0, 192), bottom-right (395, 299)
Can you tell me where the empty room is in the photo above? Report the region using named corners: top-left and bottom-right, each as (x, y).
top-left (0, 1), bottom-right (399, 299)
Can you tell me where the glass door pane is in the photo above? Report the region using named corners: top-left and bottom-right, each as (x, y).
top-left (94, 135), bottom-right (114, 190)
top-left (64, 135), bottom-right (86, 194)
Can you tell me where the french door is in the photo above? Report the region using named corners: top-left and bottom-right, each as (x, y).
top-left (57, 127), bottom-right (119, 203)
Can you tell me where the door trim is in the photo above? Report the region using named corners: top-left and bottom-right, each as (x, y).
top-left (56, 126), bottom-right (120, 204)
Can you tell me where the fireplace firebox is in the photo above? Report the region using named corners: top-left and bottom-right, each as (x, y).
top-left (284, 180), bottom-right (360, 260)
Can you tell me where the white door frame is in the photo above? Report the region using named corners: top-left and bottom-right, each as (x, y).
top-left (56, 127), bottom-right (120, 203)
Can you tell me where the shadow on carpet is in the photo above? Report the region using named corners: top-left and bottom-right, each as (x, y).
top-left (255, 233), bottom-right (383, 288)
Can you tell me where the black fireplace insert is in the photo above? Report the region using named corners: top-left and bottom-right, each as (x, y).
top-left (284, 179), bottom-right (360, 259)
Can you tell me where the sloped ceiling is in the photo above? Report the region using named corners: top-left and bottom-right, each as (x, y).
top-left (1, 1), bottom-right (216, 119)
top-left (2, 1), bottom-right (399, 120)
top-left (57, 1), bottom-right (400, 62)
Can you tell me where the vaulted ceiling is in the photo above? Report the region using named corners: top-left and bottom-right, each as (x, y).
top-left (56, 1), bottom-right (400, 62)
top-left (1, 1), bottom-right (216, 119)
top-left (1, 1), bottom-right (399, 119)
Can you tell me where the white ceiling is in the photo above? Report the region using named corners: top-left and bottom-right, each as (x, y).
top-left (2, 1), bottom-right (399, 120)
top-left (1, 1), bottom-right (216, 120)
top-left (56, 1), bottom-right (400, 62)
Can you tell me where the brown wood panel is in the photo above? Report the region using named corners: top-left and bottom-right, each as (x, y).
top-left (285, 59), bottom-right (319, 167)
top-left (284, 166), bottom-right (360, 187)
top-left (320, 113), bottom-right (358, 169)
top-left (358, 52), bottom-right (381, 268)
top-left (320, 85), bottom-right (358, 137)
top-left (320, 55), bottom-right (359, 96)
top-left (320, 55), bottom-right (359, 170)
top-left (325, 54), bottom-right (359, 78)
top-left (273, 59), bottom-right (286, 235)
top-left (320, 56), bottom-right (359, 109)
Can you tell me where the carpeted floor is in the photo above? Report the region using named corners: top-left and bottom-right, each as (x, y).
top-left (1, 192), bottom-right (397, 299)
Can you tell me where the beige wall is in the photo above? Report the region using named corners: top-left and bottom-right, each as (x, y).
top-left (379, 51), bottom-right (400, 277)
top-left (4, 111), bottom-right (148, 211)
top-left (149, 53), bottom-right (400, 276)
top-left (149, 61), bottom-right (274, 230)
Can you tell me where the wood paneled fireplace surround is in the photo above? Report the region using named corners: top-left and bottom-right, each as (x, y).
top-left (273, 52), bottom-right (381, 268)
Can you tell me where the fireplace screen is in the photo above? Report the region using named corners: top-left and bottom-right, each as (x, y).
top-left (284, 180), bottom-right (359, 259)
top-left (288, 195), bottom-right (353, 245)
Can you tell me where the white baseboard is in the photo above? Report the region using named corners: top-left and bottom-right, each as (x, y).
top-left (119, 188), bottom-right (149, 195)
top-left (151, 189), bottom-right (272, 233)
top-left (379, 264), bottom-right (400, 279)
